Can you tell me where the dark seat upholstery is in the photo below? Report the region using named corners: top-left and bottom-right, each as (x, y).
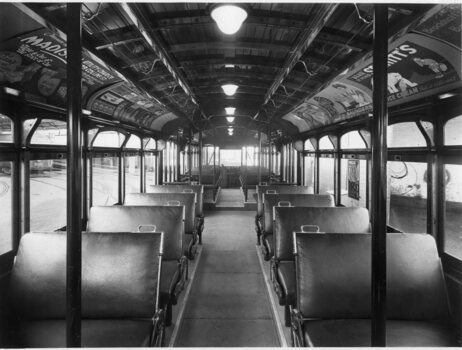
top-left (291, 233), bottom-right (457, 347)
top-left (254, 185), bottom-right (312, 244)
top-left (87, 205), bottom-right (185, 325)
top-left (273, 206), bottom-right (370, 325)
top-left (261, 193), bottom-right (334, 260)
top-left (125, 192), bottom-right (197, 259)
top-left (8, 231), bottom-right (164, 347)
top-left (147, 185), bottom-right (205, 244)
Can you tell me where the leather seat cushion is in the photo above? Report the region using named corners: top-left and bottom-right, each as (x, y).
top-left (264, 234), bottom-right (273, 254)
top-left (17, 319), bottom-right (153, 347)
top-left (277, 261), bottom-right (295, 306)
top-left (160, 260), bottom-right (180, 306)
top-left (303, 319), bottom-right (457, 347)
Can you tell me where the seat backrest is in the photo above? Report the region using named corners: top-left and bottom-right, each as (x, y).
top-left (263, 193), bottom-right (334, 234)
top-left (10, 231), bottom-right (162, 320)
top-left (125, 192), bottom-right (196, 233)
top-left (148, 185), bottom-right (204, 216)
top-left (256, 185), bottom-right (313, 216)
top-left (88, 205), bottom-right (183, 260)
top-left (294, 233), bottom-right (451, 321)
top-left (274, 206), bottom-right (370, 261)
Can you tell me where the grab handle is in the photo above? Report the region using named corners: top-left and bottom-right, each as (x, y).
top-left (167, 200), bottom-right (181, 206)
top-left (278, 201), bottom-right (292, 207)
top-left (266, 190), bottom-right (277, 194)
top-left (300, 225), bottom-right (320, 233)
top-left (183, 189), bottom-right (193, 193)
top-left (138, 225), bottom-right (156, 232)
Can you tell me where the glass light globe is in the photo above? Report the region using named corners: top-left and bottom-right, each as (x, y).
top-left (211, 5), bottom-right (248, 35)
top-left (226, 116), bottom-right (235, 123)
top-left (221, 84), bottom-right (238, 96)
top-left (225, 107), bottom-right (235, 115)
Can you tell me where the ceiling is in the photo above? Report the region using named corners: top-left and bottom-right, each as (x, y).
top-left (5, 3), bottom-right (453, 145)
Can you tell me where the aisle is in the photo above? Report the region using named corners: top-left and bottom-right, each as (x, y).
top-left (215, 188), bottom-right (244, 207)
top-left (174, 211), bottom-right (281, 347)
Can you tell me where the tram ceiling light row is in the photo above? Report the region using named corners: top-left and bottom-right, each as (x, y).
top-left (438, 92), bottom-right (456, 99)
top-left (221, 84), bottom-right (238, 96)
top-left (225, 107), bottom-right (235, 115)
top-left (226, 116), bottom-right (235, 123)
top-left (3, 87), bottom-right (20, 96)
top-left (210, 4), bottom-right (248, 35)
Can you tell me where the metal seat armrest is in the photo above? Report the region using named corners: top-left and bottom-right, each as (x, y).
top-left (290, 307), bottom-right (307, 347)
top-left (151, 308), bottom-right (165, 347)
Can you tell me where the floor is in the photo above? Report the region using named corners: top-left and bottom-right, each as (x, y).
top-left (174, 210), bottom-right (281, 347)
top-left (215, 188), bottom-right (245, 207)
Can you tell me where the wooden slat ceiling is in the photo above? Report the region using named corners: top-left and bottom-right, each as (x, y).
top-left (28, 2), bottom-right (434, 141)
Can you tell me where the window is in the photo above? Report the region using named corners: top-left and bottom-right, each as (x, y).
top-left (125, 135), bottom-right (141, 149)
top-left (30, 119), bottom-right (67, 145)
top-left (304, 139), bottom-right (314, 151)
top-left (319, 156), bottom-right (335, 195)
top-left (0, 114), bottom-right (13, 143)
top-left (319, 136), bottom-right (334, 150)
top-left (145, 138), bottom-right (157, 150)
top-left (341, 158), bottom-right (367, 207)
top-left (303, 155), bottom-right (315, 193)
top-left (125, 153), bottom-right (140, 195)
top-left (0, 161), bottom-right (12, 254)
top-left (341, 131), bottom-right (366, 149)
top-left (445, 116), bottom-right (462, 145)
top-left (388, 122), bottom-right (426, 148)
top-left (444, 164), bottom-right (462, 259)
top-left (145, 153), bottom-right (158, 191)
top-left (30, 158), bottom-right (67, 231)
top-left (220, 149), bottom-right (242, 166)
top-left (92, 154), bottom-right (119, 206)
top-left (93, 131), bottom-right (125, 148)
top-left (388, 161), bottom-right (427, 233)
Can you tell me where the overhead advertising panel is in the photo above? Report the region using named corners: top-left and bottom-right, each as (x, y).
top-left (283, 4), bottom-right (461, 133)
top-left (0, 28), bottom-right (120, 106)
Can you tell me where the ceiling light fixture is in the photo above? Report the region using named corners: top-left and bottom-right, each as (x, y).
top-left (221, 84), bottom-right (238, 96)
top-left (211, 5), bottom-right (248, 35)
top-left (225, 107), bottom-right (235, 115)
top-left (225, 64), bottom-right (235, 68)
top-left (226, 116), bottom-right (235, 123)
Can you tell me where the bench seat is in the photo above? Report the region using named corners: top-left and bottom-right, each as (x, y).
top-left (301, 319), bottom-right (457, 347)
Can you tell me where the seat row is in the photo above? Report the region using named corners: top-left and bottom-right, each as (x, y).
top-left (254, 184), bottom-right (458, 347)
top-left (5, 184), bottom-right (205, 347)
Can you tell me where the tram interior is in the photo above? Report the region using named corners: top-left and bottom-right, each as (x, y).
top-left (0, 2), bottom-right (461, 348)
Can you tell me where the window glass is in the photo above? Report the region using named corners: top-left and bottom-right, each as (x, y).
top-left (388, 161), bottom-right (427, 232)
top-left (30, 159), bottom-right (66, 231)
top-left (125, 154), bottom-right (140, 195)
top-left (444, 164), bottom-right (462, 259)
top-left (303, 155), bottom-right (315, 193)
top-left (0, 161), bottom-right (12, 253)
top-left (145, 153), bottom-right (158, 191)
top-left (319, 136), bottom-right (334, 150)
top-left (445, 116), bottom-right (462, 145)
top-left (220, 149), bottom-right (242, 166)
top-left (92, 155), bottom-right (119, 205)
top-left (304, 139), bottom-right (314, 151)
top-left (145, 138), bottom-right (157, 150)
top-left (341, 158), bottom-right (367, 207)
top-left (0, 114), bottom-right (13, 143)
top-left (319, 157), bottom-right (335, 195)
top-left (87, 128), bottom-right (98, 147)
top-left (30, 119), bottom-right (67, 145)
top-left (92, 131), bottom-right (125, 148)
top-left (125, 135), bottom-right (141, 149)
top-left (341, 131), bottom-right (366, 149)
top-left (388, 122), bottom-right (426, 148)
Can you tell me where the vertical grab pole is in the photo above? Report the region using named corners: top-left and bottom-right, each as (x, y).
top-left (371, 4), bottom-right (388, 347)
top-left (188, 129), bottom-right (193, 184)
top-left (258, 130), bottom-right (262, 184)
top-left (66, 3), bottom-right (82, 347)
top-left (198, 131), bottom-right (203, 184)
